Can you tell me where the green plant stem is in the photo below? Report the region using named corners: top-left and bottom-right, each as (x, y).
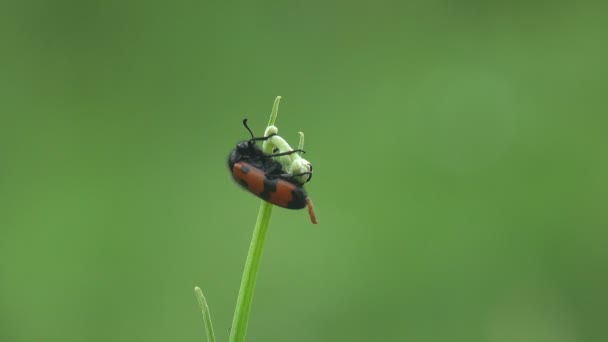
top-left (228, 96), bottom-right (281, 342)
top-left (228, 202), bottom-right (273, 342)
top-left (267, 96), bottom-right (281, 128)
top-left (297, 131), bottom-right (305, 151)
top-left (194, 287), bottom-right (217, 342)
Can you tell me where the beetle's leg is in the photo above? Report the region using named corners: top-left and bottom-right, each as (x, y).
top-left (267, 149), bottom-right (306, 157)
top-left (280, 171), bottom-right (313, 183)
top-left (263, 163), bottom-right (283, 178)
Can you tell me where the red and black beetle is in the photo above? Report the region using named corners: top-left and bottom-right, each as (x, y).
top-left (228, 119), bottom-right (318, 224)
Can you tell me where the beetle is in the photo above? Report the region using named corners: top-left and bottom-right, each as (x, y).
top-left (228, 119), bottom-right (317, 224)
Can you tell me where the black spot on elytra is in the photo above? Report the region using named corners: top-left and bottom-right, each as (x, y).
top-left (240, 164), bottom-right (251, 174)
top-left (260, 177), bottom-right (278, 200)
top-left (287, 188), bottom-right (308, 209)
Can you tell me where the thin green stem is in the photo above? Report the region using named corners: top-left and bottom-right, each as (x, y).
top-left (297, 132), bottom-right (305, 152)
top-left (266, 96), bottom-right (281, 129)
top-left (228, 202), bottom-right (273, 342)
top-left (194, 287), bottom-right (217, 342)
top-left (228, 96), bottom-right (281, 342)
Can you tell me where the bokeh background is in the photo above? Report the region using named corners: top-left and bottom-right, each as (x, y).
top-left (1, 1), bottom-right (607, 341)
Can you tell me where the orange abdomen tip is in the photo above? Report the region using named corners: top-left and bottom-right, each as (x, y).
top-left (306, 197), bottom-right (318, 224)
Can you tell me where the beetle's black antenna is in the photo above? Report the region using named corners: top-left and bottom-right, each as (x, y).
top-left (242, 119), bottom-right (255, 140)
top-left (243, 118), bottom-right (277, 144)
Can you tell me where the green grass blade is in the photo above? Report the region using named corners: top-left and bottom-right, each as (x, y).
top-left (228, 201), bottom-right (273, 342)
top-left (194, 287), bottom-right (217, 342)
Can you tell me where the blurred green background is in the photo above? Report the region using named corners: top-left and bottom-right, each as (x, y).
top-left (1, 1), bottom-right (607, 341)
